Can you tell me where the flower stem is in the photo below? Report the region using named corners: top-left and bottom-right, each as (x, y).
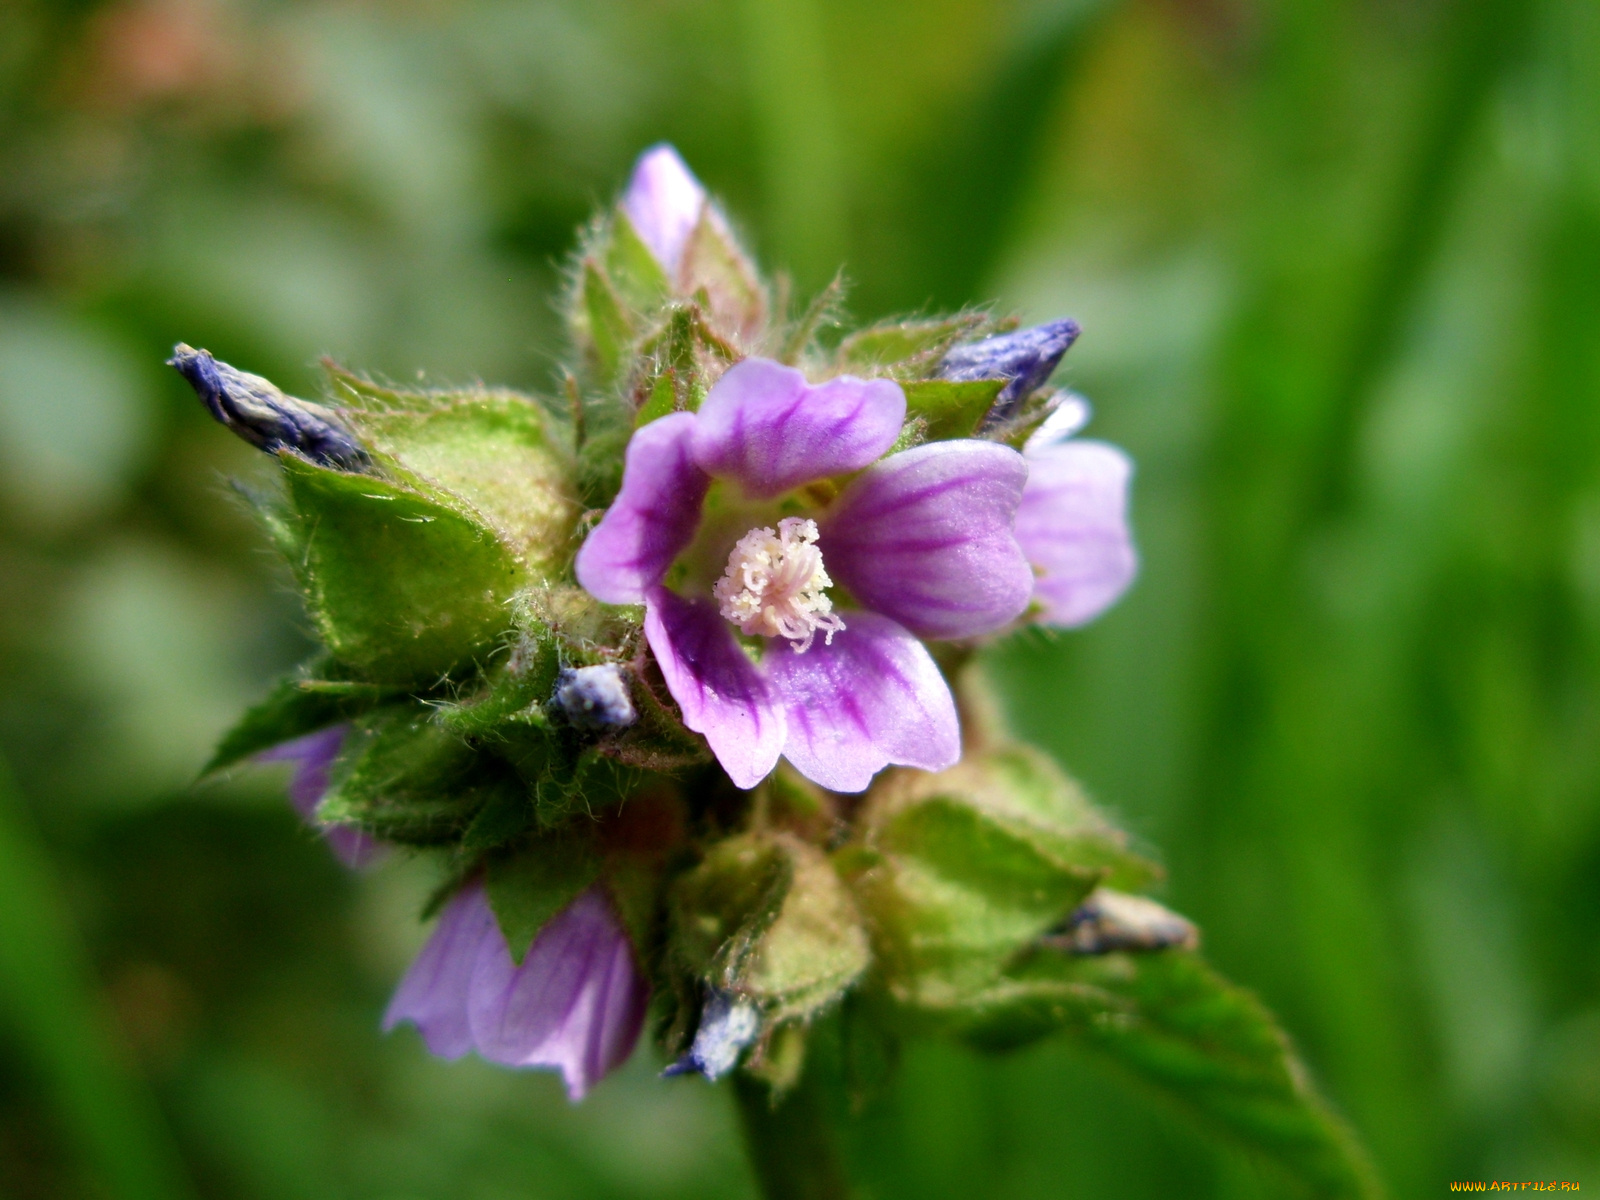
top-left (732, 1073), bottom-right (851, 1200)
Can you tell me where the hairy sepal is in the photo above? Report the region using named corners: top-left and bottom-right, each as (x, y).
top-left (670, 832), bottom-right (870, 1028)
top-left (843, 746), bottom-right (1158, 1009)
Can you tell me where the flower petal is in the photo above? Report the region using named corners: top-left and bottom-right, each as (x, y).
top-left (621, 144), bottom-right (707, 274)
top-left (1016, 440), bottom-right (1137, 627)
top-left (823, 440), bottom-right (1033, 640)
top-left (645, 588), bottom-right (784, 789)
top-left (257, 727), bottom-right (381, 869)
top-left (767, 612), bottom-right (959, 793)
top-left (691, 359), bottom-right (905, 499)
top-left (382, 881), bottom-right (498, 1060)
top-left (467, 886), bottom-right (647, 1100)
top-left (576, 412), bottom-right (708, 604)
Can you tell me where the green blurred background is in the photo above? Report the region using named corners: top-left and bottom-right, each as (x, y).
top-left (0, 0), bottom-right (1595, 1195)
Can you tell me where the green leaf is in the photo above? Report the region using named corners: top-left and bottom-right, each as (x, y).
top-left (278, 457), bottom-right (526, 683)
top-left (317, 707), bottom-right (499, 845)
top-left (835, 313), bottom-right (990, 377)
top-left (485, 833), bottom-right (602, 963)
top-left (849, 747), bottom-right (1158, 1007)
top-left (671, 832), bottom-right (869, 1024)
top-left (202, 665), bottom-right (397, 775)
top-left (957, 950), bottom-right (1382, 1200)
top-left (900, 379), bottom-right (1005, 441)
top-left (334, 385), bottom-right (581, 581)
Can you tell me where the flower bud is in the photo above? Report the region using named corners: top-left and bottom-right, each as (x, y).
top-left (1048, 888), bottom-right (1197, 955)
top-left (669, 832), bottom-right (869, 1029)
top-left (622, 144), bottom-right (707, 276)
top-left (169, 344), bottom-right (367, 468)
top-left (937, 319), bottom-right (1080, 427)
top-left (553, 665), bottom-right (637, 730)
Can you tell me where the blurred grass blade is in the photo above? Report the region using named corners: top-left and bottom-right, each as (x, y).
top-left (0, 759), bottom-right (196, 1200)
top-left (961, 950), bottom-right (1383, 1199)
top-left (740, 0), bottom-right (848, 288)
top-left (1312, 0), bottom-right (1533, 517)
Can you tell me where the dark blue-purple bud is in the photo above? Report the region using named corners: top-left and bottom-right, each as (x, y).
top-left (936, 318), bottom-right (1080, 427)
top-left (662, 988), bottom-right (761, 1081)
top-left (553, 665), bottom-right (638, 730)
top-left (168, 343), bottom-right (368, 469)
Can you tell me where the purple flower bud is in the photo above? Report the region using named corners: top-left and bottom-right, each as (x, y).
top-left (168, 343), bottom-right (367, 469)
top-left (621, 144), bottom-right (708, 275)
top-left (256, 726), bottom-right (380, 869)
top-left (553, 665), bottom-right (637, 730)
top-left (383, 881), bottom-right (647, 1101)
top-left (662, 988), bottom-right (761, 1081)
top-left (936, 318), bottom-right (1080, 427)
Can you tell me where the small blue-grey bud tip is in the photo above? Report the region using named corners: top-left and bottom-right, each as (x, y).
top-left (553, 665), bottom-right (638, 731)
top-left (661, 989), bottom-right (761, 1082)
top-left (168, 343), bottom-right (368, 469)
top-left (937, 318), bottom-right (1081, 426)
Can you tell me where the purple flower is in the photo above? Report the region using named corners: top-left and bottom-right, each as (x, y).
top-left (383, 881), bottom-right (648, 1101)
top-left (575, 357), bottom-right (1034, 792)
top-left (1014, 399), bottom-right (1138, 628)
top-left (256, 727), bottom-right (380, 869)
top-left (622, 144), bottom-right (708, 277)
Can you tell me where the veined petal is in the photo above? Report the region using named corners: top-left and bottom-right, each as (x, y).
top-left (576, 412), bottom-right (708, 604)
top-left (691, 359), bottom-right (905, 499)
top-left (767, 612), bottom-right (959, 793)
top-left (382, 881), bottom-right (499, 1060)
top-left (1016, 440), bottom-right (1137, 627)
top-left (644, 588), bottom-right (784, 789)
top-left (823, 440), bottom-right (1033, 640)
top-left (467, 886), bottom-right (647, 1101)
top-left (621, 144), bottom-right (706, 274)
top-left (257, 727), bottom-right (381, 869)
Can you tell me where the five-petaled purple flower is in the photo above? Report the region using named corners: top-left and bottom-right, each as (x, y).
top-left (576, 358), bottom-right (1034, 792)
top-left (383, 881), bottom-right (647, 1100)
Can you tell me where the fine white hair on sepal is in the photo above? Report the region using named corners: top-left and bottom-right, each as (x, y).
top-left (1023, 392), bottom-right (1094, 453)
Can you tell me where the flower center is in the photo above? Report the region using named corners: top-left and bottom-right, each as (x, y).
top-left (713, 517), bottom-right (844, 653)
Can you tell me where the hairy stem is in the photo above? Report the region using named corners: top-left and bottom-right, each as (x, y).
top-left (732, 1073), bottom-right (850, 1200)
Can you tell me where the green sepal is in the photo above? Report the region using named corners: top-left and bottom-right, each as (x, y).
top-left (316, 707), bottom-right (517, 846)
top-left (670, 832), bottom-right (869, 1026)
top-left (846, 746), bottom-right (1158, 1008)
top-left (678, 211), bottom-right (767, 343)
top-left (900, 378), bottom-right (1005, 442)
top-left (607, 212), bottom-right (672, 311)
top-left (834, 313), bottom-right (991, 378)
top-left (276, 456), bottom-right (526, 684)
top-left (328, 373), bottom-right (581, 580)
top-left (633, 304), bottom-right (732, 426)
top-left (954, 949), bottom-right (1381, 1200)
top-left (202, 663), bottom-right (398, 776)
top-left (434, 633), bottom-right (560, 739)
top-left (485, 832), bottom-right (602, 963)
top-left (987, 385), bottom-right (1064, 450)
top-left (578, 260), bottom-right (634, 388)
